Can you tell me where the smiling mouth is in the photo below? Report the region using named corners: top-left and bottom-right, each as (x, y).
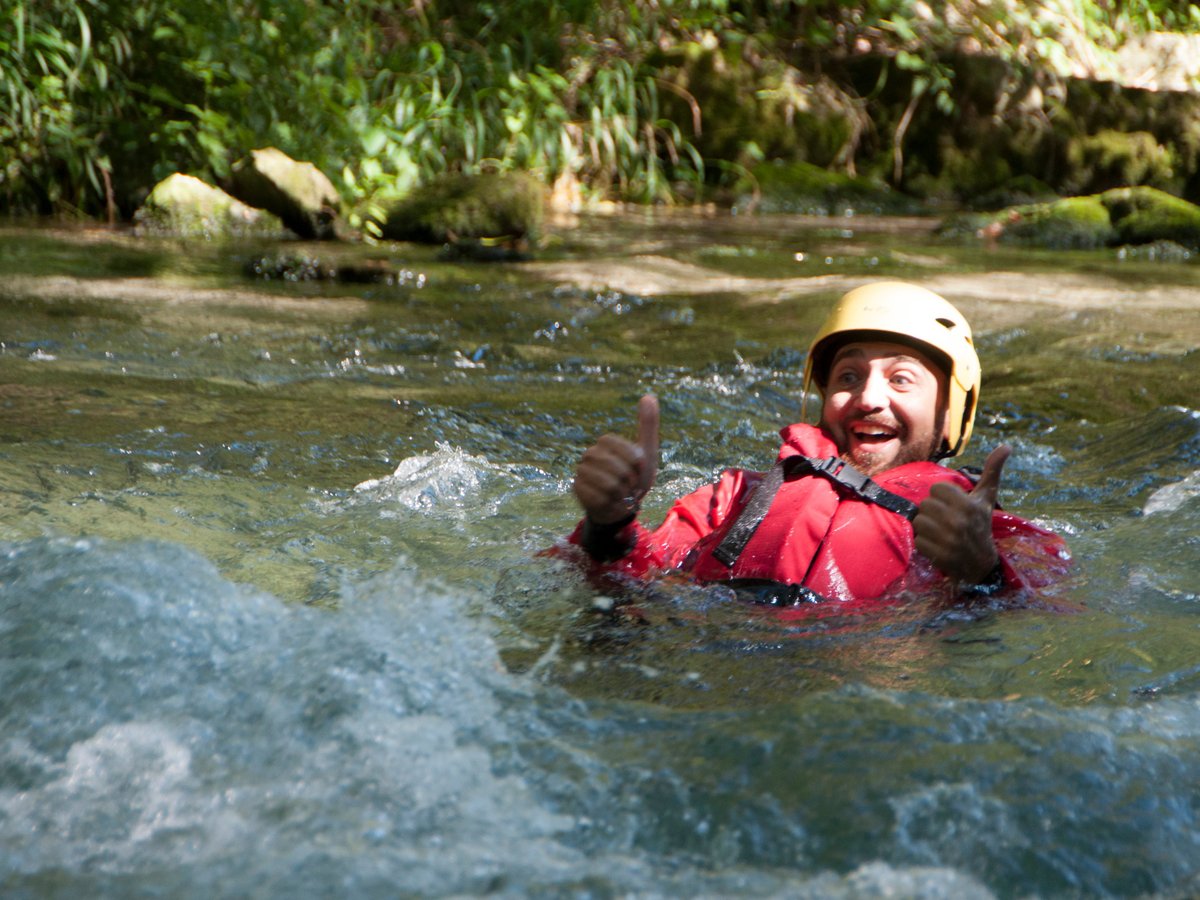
top-left (850, 423), bottom-right (898, 443)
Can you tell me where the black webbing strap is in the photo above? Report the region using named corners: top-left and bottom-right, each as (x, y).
top-left (799, 456), bottom-right (920, 522)
top-left (711, 455), bottom-right (920, 568)
top-left (711, 463), bottom-right (785, 567)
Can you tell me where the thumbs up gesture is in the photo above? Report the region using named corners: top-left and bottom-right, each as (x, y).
top-left (914, 444), bottom-right (1009, 584)
top-left (573, 394), bottom-right (660, 524)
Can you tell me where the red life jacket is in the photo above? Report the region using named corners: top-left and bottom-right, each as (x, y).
top-left (566, 423), bottom-right (1070, 605)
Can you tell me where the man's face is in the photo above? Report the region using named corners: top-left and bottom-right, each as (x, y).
top-left (819, 341), bottom-right (948, 476)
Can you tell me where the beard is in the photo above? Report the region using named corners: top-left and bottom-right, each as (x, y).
top-left (842, 438), bottom-right (939, 477)
top-left (834, 416), bottom-right (945, 477)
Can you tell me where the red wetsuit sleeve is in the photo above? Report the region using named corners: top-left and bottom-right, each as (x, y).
top-left (565, 470), bottom-right (751, 579)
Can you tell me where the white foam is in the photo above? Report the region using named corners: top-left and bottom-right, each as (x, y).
top-left (353, 442), bottom-right (510, 511)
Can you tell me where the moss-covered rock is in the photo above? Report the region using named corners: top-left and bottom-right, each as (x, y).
top-left (229, 148), bottom-right (343, 240)
top-left (734, 160), bottom-right (914, 215)
top-left (133, 174), bottom-right (285, 238)
top-left (377, 172), bottom-right (544, 249)
top-left (1100, 186), bottom-right (1200, 247)
top-left (830, 52), bottom-right (1200, 209)
top-left (1002, 195), bottom-right (1116, 249)
top-left (939, 186), bottom-right (1200, 250)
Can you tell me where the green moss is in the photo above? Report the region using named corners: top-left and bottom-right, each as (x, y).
top-left (1001, 195), bottom-right (1115, 249)
top-left (133, 174), bottom-right (285, 239)
top-left (378, 173), bottom-right (544, 244)
top-left (1065, 130), bottom-right (1176, 194)
top-left (940, 186), bottom-right (1200, 250)
top-left (735, 160), bottom-right (913, 215)
top-left (922, 139), bottom-right (1014, 205)
top-left (229, 148), bottom-right (342, 240)
top-left (939, 194), bottom-right (1112, 248)
top-left (1101, 186), bottom-right (1200, 247)
top-left (652, 44), bottom-right (859, 173)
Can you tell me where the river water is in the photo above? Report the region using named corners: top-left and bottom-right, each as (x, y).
top-left (1, 213), bottom-right (1198, 897)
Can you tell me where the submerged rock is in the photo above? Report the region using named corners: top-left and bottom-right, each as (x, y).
top-left (229, 147), bottom-right (343, 240)
top-left (439, 237), bottom-right (532, 263)
top-left (243, 253), bottom-right (402, 283)
top-left (133, 173), bottom-right (285, 238)
top-left (1116, 240), bottom-right (1193, 263)
top-left (244, 252), bottom-right (335, 281)
top-left (375, 172), bottom-right (543, 256)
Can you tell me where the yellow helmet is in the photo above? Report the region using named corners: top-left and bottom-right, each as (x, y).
top-left (802, 282), bottom-right (981, 458)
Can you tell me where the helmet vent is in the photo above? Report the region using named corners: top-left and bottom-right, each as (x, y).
top-left (936, 317), bottom-right (957, 329)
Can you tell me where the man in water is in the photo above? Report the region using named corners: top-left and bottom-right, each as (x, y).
top-left (567, 281), bottom-right (1069, 606)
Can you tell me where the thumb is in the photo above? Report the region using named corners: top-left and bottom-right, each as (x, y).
top-left (970, 443), bottom-right (1011, 508)
top-left (635, 393), bottom-right (659, 494)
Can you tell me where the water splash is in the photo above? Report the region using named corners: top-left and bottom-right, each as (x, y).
top-left (0, 538), bottom-right (575, 895)
top-left (352, 442), bottom-right (514, 512)
top-left (0, 537), bottom-right (1020, 898)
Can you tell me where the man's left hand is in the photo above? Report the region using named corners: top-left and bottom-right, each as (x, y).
top-left (913, 444), bottom-right (1009, 584)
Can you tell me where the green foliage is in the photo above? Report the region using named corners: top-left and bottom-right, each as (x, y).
top-left (3, 0), bottom-right (1200, 217)
top-left (0, 0), bottom-right (120, 212)
top-left (1084, 1), bottom-right (1200, 36)
top-left (0, 0), bottom-right (374, 215)
top-left (1, 0), bottom-right (715, 216)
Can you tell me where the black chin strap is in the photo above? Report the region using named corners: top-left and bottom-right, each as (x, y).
top-left (711, 455), bottom-right (919, 568)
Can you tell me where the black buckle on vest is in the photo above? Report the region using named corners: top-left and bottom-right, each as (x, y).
top-left (807, 456), bottom-right (870, 493)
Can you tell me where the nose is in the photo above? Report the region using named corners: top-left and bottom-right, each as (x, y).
top-left (854, 370), bottom-right (889, 411)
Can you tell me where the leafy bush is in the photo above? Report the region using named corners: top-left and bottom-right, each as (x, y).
top-left (1, 0), bottom-right (712, 218)
top-left (3, 0), bottom-right (1199, 219)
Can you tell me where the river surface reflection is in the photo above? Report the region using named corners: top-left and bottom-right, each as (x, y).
top-left (1, 215), bottom-right (1198, 897)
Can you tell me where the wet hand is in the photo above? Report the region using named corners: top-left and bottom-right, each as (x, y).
top-left (913, 444), bottom-right (1008, 584)
top-left (573, 394), bottom-right (659, 525)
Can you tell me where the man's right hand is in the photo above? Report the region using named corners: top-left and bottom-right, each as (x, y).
top-left (572, 394), bottom-right (660, 524)
top-left (913, 443), bottom-right (1008, 584)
